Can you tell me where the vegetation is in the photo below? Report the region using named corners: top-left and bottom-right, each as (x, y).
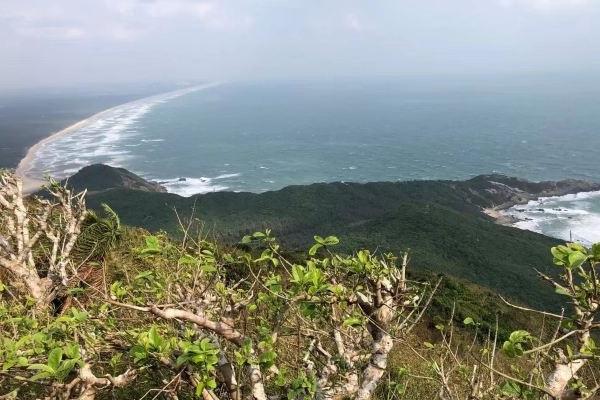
top-left (84, 173), bottom-right (564, 309)
top-left (2, 173), bottom-right (599, 399)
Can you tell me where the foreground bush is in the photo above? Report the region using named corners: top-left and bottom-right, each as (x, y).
top-left (418, 240), bottom-right (600, 400)
top-left (0, 172), bottom-right (598, 399)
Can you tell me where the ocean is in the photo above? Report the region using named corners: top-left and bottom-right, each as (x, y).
top-left (15, 77), bottom-right (600, 242)
top-left (0, 83), bottom-right (179, 169)
top-left (505, 191), bottom-right (600, 244)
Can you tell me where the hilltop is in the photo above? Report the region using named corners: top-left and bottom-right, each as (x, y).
top-left (62, 164), bottom-right (167, 193)
top-left (60, 164), bottom-right (599, 309)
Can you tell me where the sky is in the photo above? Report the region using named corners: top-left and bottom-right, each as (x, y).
top-left (1, 0), bottom-right (600, 90)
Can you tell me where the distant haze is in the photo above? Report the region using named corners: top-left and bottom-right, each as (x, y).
top-left (2, 0), bottom-right (600, 89)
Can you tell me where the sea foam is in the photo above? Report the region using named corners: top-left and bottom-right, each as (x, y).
top-left (25, 83), bottom-right (221, 182)
top-left (158, 173), bottom-right (241, 197)
top-left (504, 190), bottom-right (600, 244)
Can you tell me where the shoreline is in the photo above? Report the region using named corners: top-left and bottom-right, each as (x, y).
top-left (15, 82), bottom-right (222, 194)
top-left (484, 189), bottom-right (600, 244)
top-left (16, 113), bottom-right (111, 193)
top-left (482, 207), bottom-right (520, 225)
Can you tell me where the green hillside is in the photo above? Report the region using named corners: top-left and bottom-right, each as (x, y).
top-left (6, 167), bottom-right (600, 399)
top-left (74, 165), bottom-right (593, 309)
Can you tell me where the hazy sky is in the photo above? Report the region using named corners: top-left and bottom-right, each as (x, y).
top-left (2, 0), bottom-right (600, 89)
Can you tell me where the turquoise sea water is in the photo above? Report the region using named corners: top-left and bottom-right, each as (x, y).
top-left (24, 78), bottom-right (600, 241)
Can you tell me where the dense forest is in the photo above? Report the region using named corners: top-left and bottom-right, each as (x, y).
top-left (74, 164), bottom-right (600, 309)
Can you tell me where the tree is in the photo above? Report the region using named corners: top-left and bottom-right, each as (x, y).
top-left (0, 172), bottom-right (439, 399)
top-left (109, 230), bottom-right (439, 400)
top-left (5, 170), bottom-right (596, 399)
top-left (0, 173), bottom-right (86, 309)
top-left (417, 242), bottom-right (600, 399)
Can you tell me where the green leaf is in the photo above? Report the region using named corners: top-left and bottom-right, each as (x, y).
top-left (27, 364), bottom-right (54, 373)
top-left (551, 245), bottom-right (569, 266)
top-left (357, 250), bottom-right (369, 264)
top-left (16, 357), bottom-right (28, 367)
top-left (291, 265), bottom-right (304, 283)
top-left (259, 350), bottom-right (277, 367)
top-left (195, 381), bottom-right (205, 398)
top-left (567, 251), bottom-right (587, 269)
top-left (501, 381), bottom-right (522, 396)
top-left (179, 254), bottom-right (199, 266)
top-left (554, 286), bottom-right (571, 296)
top-left (140, 235), bottom-right (161, 255)
top-left (146, 236), bottom-right (159, 247)
top-left (502, 341), bottom-right (521, 358)
top-left (309, 243), bottom-right (322, 256)
top-left (63, 343), bottom-right (80, 359)
top-left (567, 242), bottom-right (586, 252)
top-left (47, 348), bottom-right (62, 371)
top-left (131, 345), bottom-right (148, 363)
top-left (30, 371), bottom-right (52, 381)
top-left (56, 359), bottom-right (78, 381)
top-left (323, 236), bottom-right (339, 246)
top-left (205, 377), bottom-right (217, 390)
top-left (148, 327), bottom-right (162, 349)
top-left (342, 317), bottom-right (363, 327)
top-left (201, 264), bottom-right (217, 273)
top-left (241, 235), bottom-right (252, 244)
top-left (135, 270), bottom-right (154, 280)
top-left (508, 330), bottom-right (531, 343)
top-left (592, 243), bottom-right (600, 259)
top-left (463, 317), bottom-right (475, 326)
top-left (502, 330), bottom-right (531, 358)
top-left (581, 338), bottom-right (597, 355)
top-left (110, 281), bottom-right (128, 300)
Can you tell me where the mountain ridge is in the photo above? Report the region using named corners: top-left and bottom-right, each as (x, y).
top-left (64, 163), bottom-right (600, 207)
top-left (52, 164), bottom-right (600, 309)
top-left (61, 164), bottom-right (167, 194)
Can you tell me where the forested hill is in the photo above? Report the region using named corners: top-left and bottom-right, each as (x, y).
top-left (61, 164), bottom-right (600, 309)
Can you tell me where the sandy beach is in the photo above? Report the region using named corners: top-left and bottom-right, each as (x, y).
top-left (15, 109), bottom-right (116, 194)
top-left (482, 207), bottom-right (520, 226)
top-left (14, 82), bottom-right (222, 194)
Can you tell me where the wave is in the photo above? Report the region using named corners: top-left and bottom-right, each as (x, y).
top-left (18, 82), bottom-right (222, 185)
top-left (504, 190), bottom-right (600, 244)
top-left (213, 173), bottom-right (241, 180)
top-left (158, 173), bottom-right (241, 197)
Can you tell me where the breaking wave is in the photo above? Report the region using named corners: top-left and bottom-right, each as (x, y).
top-left (158, 173), bottom-right (242, 197)
top-left (23, 83), bottom-right (221, 183)
top-left (504, 191), bottom-right (600, 244)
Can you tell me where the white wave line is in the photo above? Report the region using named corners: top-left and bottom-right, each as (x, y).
top-left (16, 82), bottom-right (223, 186)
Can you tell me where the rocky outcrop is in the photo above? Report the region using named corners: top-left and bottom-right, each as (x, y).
top-left (459, 174), bottom-right (600, 210)
top-left (61, 164), bottom-right (166, 194)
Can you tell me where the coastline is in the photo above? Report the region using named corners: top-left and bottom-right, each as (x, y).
top-left (15, 82), bottom-right (222, 194)
top-left (484, 189), bottom-right (600, 244)
top-left (16, 113), bottom-right (110, 193)
top-left (482, 207), bottom-right (520, 225)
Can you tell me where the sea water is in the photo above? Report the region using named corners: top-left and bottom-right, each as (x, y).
top-left (505, 191), bottom-right (600, 244)
top-left (23, 78), bottom-right (600, 241)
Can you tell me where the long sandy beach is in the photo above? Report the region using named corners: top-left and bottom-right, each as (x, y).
top-left (16, 112), bottom-right (112, 193)
top-left (15, 83), bottom-right (222, 194)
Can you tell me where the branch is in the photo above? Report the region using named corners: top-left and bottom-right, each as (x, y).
top-left (107, 299), bottom-right (268, 400)
top-left (499, 295), bottom-right (564, 319)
